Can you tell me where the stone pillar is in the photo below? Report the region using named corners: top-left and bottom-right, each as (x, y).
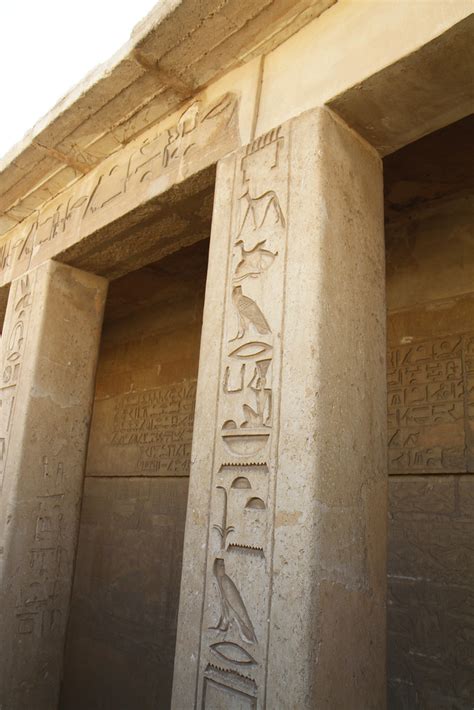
top-left (172, 107), bottom-right (387, 709)
top-left (0, 260), bottom-right (107, 709)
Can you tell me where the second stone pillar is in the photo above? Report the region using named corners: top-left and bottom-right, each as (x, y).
top-left (0, 260), bottom-right (107, 709)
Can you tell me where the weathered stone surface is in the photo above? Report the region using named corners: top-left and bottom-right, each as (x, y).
top-left (60, 476), bottom-right (189, 710)
top-left (172, 107), bottom-right (386, 709)
top-left (85, 239), bottom-right (207, 478)
top-left (386, 194), bottom-right (474, 310)
top-left (58, 164), bottom-right (216, 282)
top-left (459, 475), bottom-right (474, 517)
top-left (387, 295), bottom-right (474, 348)
top-left (0, 260), bottom-right (107, 710)
top-left (388, 476), bottom-right (456, 515)
top-left (388, 475), bottom-right (474, 709)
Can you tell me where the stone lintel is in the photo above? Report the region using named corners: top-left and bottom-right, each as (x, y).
top-left (0, 0), bottom-right (335, 232)
top-left (0, 68), bottom-right (260, 289)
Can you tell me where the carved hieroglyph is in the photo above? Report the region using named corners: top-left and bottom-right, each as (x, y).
top-left (173, 108), bottom-right (387, 710)
top-left (0, 92), bottom-right (241, 287)
top-left (191, 127), bottom-right (288, 707)
top-left (388, 334), bottom-right (474, 473)
top-left (0, 260), bottom-right (106, 710)
top-left (111, 381), bottom-right (197, 474)
top-left (0, 274), bottom-right (34, 491)
top-left (87, 380), bottom-right (197, 476)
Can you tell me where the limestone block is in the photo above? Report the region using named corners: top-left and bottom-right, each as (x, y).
top-left (388, 493), bottom-right (473, 590)
top-left (0, 260), bottom-right (107, 709)
top-left (172, 107), bottom-right (386, 709)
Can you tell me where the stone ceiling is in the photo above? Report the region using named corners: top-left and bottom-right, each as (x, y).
top-left (104, 236), bottom-right (210, 324)
top-left (384, 114), bottom-right (474, 224)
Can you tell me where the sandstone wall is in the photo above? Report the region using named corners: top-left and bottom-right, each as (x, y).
top-left (386, 178), bottom-right (474, 707)
top-left (60, 241), bottom-right (208, 709)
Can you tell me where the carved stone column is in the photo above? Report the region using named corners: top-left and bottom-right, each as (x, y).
top-left (172, 107), bottom-right (387, 709)
top-left (0, 260), bottom-right (107, 709)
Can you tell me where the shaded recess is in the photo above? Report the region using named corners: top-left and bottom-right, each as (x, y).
top-left (60, 236), bottom-right (210, 710)
top-left (383, 116), bottom-right (474, 710)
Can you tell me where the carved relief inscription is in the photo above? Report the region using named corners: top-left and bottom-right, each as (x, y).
top-left (0, 92), bottom-right (240, 286)
top-left (197, 127), bottom-right (289, 707)
top-left (108, 381), bottom-right (197, 475)
top-left (0, 274), bottom-right (35, 491)
top-left (387, 334), bottom-right (474, 474)
top-left (15, 457), bottom-right (66, 640)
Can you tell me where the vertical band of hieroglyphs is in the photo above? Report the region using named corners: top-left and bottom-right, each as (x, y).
top-left (198, 126), bottom-right (288, 709)
top-left (0, 273), bottom-right (35, 492)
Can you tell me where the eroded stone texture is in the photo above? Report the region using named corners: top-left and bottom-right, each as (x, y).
top-left (327, 15), bottom-right (474, 156)
top-left (388, 475), bottom-right (474, 709)
top-left (172, 107), bottom-right (386, 709)
top-left (0, 260), bottom-right (107, 710)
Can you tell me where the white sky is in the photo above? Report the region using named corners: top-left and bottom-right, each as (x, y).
top-left (0, 0), bottom-right (159, 160)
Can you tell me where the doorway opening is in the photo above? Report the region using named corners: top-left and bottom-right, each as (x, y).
top-left (384, 115), bottom-right (473, 708)
top-left (60, 237), bottom-right (210, 710)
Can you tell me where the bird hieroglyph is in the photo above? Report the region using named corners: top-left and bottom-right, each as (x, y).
top-left (231, 286), bottom-right (271, 341)
top-left (211, 557), bottom-right (257, 645)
